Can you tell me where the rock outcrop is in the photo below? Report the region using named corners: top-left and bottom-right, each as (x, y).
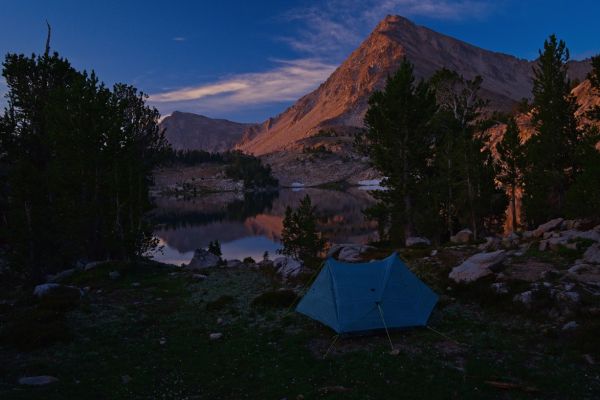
top-left (272, 257), bottom-right (302, 279)
top-left (328, 243), bottom-right (374, 262)
top-left (450, 229), bottom-right (473, 244)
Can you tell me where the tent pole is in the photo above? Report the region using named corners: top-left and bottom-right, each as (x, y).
top-left (376, 303), bottom-right (394, 351)
top-left (323, 334), bottom-right (340, 359)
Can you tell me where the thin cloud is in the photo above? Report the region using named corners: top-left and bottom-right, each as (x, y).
top-left (172, 37), bottom-right (186, 42)
top-left (281, 0), bottom-right (497, 59)
top-left (149, 59), bottom-right (336, 112)
top-left (151, 81), bottom-right (249, 102)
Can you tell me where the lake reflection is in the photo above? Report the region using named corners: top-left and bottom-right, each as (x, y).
top-left (149, 188), bottom-right (378, 265)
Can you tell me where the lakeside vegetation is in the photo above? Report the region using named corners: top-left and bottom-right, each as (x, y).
top-left (0, 48), bottom-right (168, 281)
top-left (161, 148), bottom-right (279, 191)
top-left (357, 36), bottom-right (600, 246)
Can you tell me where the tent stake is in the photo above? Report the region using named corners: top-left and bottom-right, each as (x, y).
top-left (376, 303), bottom-right (394, 351)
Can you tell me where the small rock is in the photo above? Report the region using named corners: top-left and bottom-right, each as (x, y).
top-left (186, 248), bottom-right (220, 270)
top-left (558, 291), bottom-right (580, 303)
top-left (33, 283), bottom-right (82, 299)
top-left (47, 268), bottom-right (76, 283)
top-left (583, 354), bottom-right (595, 365)
top-left (539, 241), bottom-right (548, 252)
top-left (522, 231), bottom-right (534, 239)
top-left (450, 229), bottom-right (473, 244)
top-left (449, 250), bottom-right (506, 283)
top-left (533, 218), bottom-right (564, 238)
top-left (192, 274), bottom-right (207, 280)
top-left (491, 282), bottom-right (508, 294)
top-left (479, 237), bottom-right (500, 251)
top-left (335, 244), bottom-right (373, 262)
top-left (131, 282), bottom-right (141, 287)
top-left (273, 257), bottom-right (303, 278)
top-left (430, 249), bottom-right (438, 256)
top-left (562, 321), bottom-right (578, 331)
top-left (583, 243), bottom-right (600, 264)
top-left (83, 260), bottom-right (109, 271)
top-left (547, 237), bottom-right (568, 250)
top-left (121, 375), bottom-right (131, 384)
top-left (389, 349), bottom-right (401, 356)
top-left (33, 283), bottom-right (61, 297)
top-left (226, 259), bottom-right (242, 268)
top-left (209, 332), bottom-right (223, 340)
top-left (18, 376), bottom-right (59, 386)
top-left (568, 264), bottom-right (587, 274)
top-left (561, 229), bottom-right (600, 243)
top-left (109, 271), bottom-right (120, 280)
top-left (540, 270), bottom-right (561, 280)
top-left (217, 318), bottom-right (224, 325)
top-left (405, 237), bottom-right (431, 247)
top-left (159, 337), bottom-right (166, 345)
top-left (513, 291), bottom-right (533, 306)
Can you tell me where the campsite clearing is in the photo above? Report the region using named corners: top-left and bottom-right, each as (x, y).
top-left (0, 256), bottom-right (599, 399)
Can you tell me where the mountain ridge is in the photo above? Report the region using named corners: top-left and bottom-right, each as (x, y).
top-left (236, 15), bottom-right (592, 155)
top-left (160, 111), bottom-right (255, 153)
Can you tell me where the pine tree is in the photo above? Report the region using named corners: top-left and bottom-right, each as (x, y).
top-left (564, 54), bottom-right (600, 218)
top-left (279, 195), bottom-right (324, 268)
top-left (522, 35), bottom-right (580, 225)
top-left (587, 55), bottom-right (600, 121)
top-left (430, 69), bottom-right (506, 240)
top-left (0, 49), bottom-right (167, 279)
top-left (208, 241), bottom-right (222, 257)
top-left (496, 118), bottom-right (524, 232)
top-left (362, 58), bottom-right (438, 244)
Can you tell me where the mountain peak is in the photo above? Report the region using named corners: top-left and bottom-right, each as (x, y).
top-left (236, 16), bottom-right (591, 156)
top-left (160, 111), bottom-right (254, 152)
top-left (377, 14), bottom-right (414, 29)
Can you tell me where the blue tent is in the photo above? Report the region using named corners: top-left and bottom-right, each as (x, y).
top-left (296, 253), bottom-right (438, 334)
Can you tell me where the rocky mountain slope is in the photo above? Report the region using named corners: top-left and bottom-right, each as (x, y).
top-left (237, 15), bottom-right (591, 156)
top-left (487, 79), bottom-right (600, 152)
top-left (160, 111), bottom-right (255, 153)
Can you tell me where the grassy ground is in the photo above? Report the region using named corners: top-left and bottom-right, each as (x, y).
top-left (1, 258), bottom-right (599, 399)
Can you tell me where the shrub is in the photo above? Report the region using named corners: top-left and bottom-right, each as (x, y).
top-left (279, 195), bottom-right (325, 269)
top-left (0, 308), bottom-right (70, 351)
top-left (205, 295), bottom-right (235, 311)
top-left (38, 286), bottom-right (82, 312)
top-left (251, 290), bottom-right (298, 309)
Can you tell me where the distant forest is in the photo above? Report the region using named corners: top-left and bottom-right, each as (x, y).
top-left (161, 148), bottom-right (279, 190)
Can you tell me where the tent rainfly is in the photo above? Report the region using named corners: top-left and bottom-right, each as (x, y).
top-left (296, 253), bottom-right (438, 334)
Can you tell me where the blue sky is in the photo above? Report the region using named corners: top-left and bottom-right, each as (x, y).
top-left (1, 0), bottom-right (599, 122)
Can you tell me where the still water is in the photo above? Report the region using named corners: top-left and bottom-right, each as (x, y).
top-left (149, 188), bottom-right (378, 265)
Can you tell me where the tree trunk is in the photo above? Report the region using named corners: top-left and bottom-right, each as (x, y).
top-left (402, 133), bottom-right (413, 240)
top-left (511, 183), bottom-right (518, 232)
